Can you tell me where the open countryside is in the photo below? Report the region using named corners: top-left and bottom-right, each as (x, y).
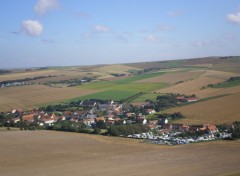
top-left (1, 131), bottom-right (240, 176)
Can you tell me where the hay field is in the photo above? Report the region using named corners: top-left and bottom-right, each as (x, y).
top-left (157, 70), bottom-right (239, 98)
top-left (0, 68), bottom-right (92, 82)
top-left (137, 70), bottom-right (204, 84)
top-left (1, 131), bottom-right (240, 176)
top-left (165, 93), bottom-right (240, 125)
top-left (93, 64), bottom-right (141, 74)
top-left (0, 85), bottom-right (98, 112)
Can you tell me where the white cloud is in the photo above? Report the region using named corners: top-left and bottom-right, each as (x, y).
top-left (144, 34), bottom-right (159, 42)
top-left (158, 24), bottom-right (175, 32)
top-left (93, 25), bottom-right (110, 32)
top-left (22, 20), bottom-right (43, 36)
top-left (227, 7), bottom-right (240, 25)
top-left (34, 0), bottom-right (59, 15)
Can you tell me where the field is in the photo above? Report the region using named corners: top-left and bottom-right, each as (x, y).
top-left (137, 69), bottom-right (204, 84)
top-left (1, 56), bottom-right (240, 122)
top-left (165, 93), bottom-right (240, 125)
top-left (0, 131), bottom-right (240, 176)
top-left (157, 70), bottom-right (239, 98)
top-left (0, 85), bottom-right (98, 111)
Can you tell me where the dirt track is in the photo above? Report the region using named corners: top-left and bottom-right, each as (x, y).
top-left (0, 131), bottom-right (240, 176)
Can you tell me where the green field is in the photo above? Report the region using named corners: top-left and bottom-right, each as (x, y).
top-left (114, 71), bottom-right (166, 84)
top-left (72, 90), bottom-right (137, 101)
top-left (212, 79), bottom-right (240, 88)
top-left (71, 72), bottom-right (168, 101)
top-left (131, 93), bottom-right (160, 103)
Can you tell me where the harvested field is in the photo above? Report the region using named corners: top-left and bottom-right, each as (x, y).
top-left (165, 93), bottom-right (240, 125)
top-left (93, 64), bottom-right (141, 74)
top-left (0, 131), bottom-right (240, 176)
top-left (137, 70), bottom-right (204, 84)
top-left (0, 68), bottom-right (92, 83)
top-left (157, 70), bottom-right (239, 98)
top-left (194, 85), bottom-right (240, 99)
top-left (0, 85), bottom-right (98, 112)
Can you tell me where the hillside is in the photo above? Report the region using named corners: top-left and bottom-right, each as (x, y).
top-left (1, 56), bottom-right (240, 124)
top-left (1, 131), bottom-right (240, 176)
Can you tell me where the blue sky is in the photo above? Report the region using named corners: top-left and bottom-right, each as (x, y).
top-left (0, 0), bottom-right (240, 68)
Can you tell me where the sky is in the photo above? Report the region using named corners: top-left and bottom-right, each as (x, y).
top-left (0, 0), bottom-right (240, 68)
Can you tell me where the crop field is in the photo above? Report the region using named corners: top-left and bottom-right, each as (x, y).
top-left (93, 64), bottom-right (142, 74)
top-left (74, 82), bottom-right (166, 101)
top-left (114, 71), bottom-right (167, 83)
top-left (157, 70), bottom-right (239, 98)
top-left (1, 131), bottom-right (240, 176)
top-left (0, 85), bottom-right (99, 112)
top-left (210, 57), bottom-right (240, 73)
top-left (137, 70), bottom-right (204, 84)
top-left (72, 90), bottom-right (137, 101)
top-left (131, 93), bottom-right (161, 103)
top-left (165, 93), bottom-right (240, 125)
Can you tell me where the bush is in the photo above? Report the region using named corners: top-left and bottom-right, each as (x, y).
top-left (93, 128), bottom-right (101, 134)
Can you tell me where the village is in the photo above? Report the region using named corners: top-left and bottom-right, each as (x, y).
top-left (1, 94), bottom-right (235, 145)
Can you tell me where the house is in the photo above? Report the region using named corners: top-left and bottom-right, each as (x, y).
top-left (22, 114), bottom-right (36, 123)
top-left (126, 112), bottom-right (135, 118)
top-left (158, 129), bottom-right (171, 135)
top-left (176, 96), bottom-right (186, 102)
top-left (106, 120), bottom-right (115, 126)
top-left (147, 123), bottom-right (157, 130)
top-left (145, 109), bottom-right (156, 115)
top-left (11, 117), bottom-right (20, 123)
top-left (79, 118), bottom-right (95, 126)
top-left (179, 125), bottom-right (189, 132)
top-left (206, 124), bottom-right (218, 134)
top-left (185, 97), bottom-right (199, 103)
top-left (95, 117), bottom-right (106, 123)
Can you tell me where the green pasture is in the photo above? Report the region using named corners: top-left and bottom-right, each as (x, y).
top-left (71, 90), bottom-right (137, 101)
top-left (131, 93), bottom-right (160, 103)
top-left (115, 71), bottom-right (166, 84)
top-left (72, 71), bottom-right (168, 102)
top-left (212, 79), bottom-right (240, 88)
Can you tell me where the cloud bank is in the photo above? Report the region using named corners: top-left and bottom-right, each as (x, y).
top-left (22, 20), bottom-right (43, 36)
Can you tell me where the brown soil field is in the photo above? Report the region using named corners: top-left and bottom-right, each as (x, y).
top-left (165, 93), bottom-right (240, 125)
top-left (0, 85), bottom-right (99, 112)
top-left (157, 70), bottom-right (239, 98)
top-left (137, 70), bottom-right (204, 84)
top-left (0, 131), bottom-right (240, 176)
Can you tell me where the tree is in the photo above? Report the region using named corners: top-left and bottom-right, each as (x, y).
top-left (93, 128), bottom-right (101, 134)
top-left (46, 105), bottom-right (54, 112)
top-left (96, 120), bottom-right (107, 129)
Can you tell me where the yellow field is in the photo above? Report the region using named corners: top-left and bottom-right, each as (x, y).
top-left (1, 131), bottom-right (240, 176)
top-left (0, 68), bottom-right (91, 82)
top-left (157, 70), bottom-right (239, 98)
top-left (165, 93), bottom-right (240, 125)
top-left (0, 85), bottom-right (99, 112)
top-left (93, 64), bottom-right (141, 74)
top-left (137, 70), bottom-right (204, 84)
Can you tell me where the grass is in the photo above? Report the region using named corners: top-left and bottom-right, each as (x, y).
top-left (73, 72), bottom-right (168, 102)
top-left (131, 93), bottom-right (160, 103)
top-left (114, 71), bottom-right (166, 84)
top-left (70, 90), bottom-right (137, 101)
top-left (213, 80), bottom-right (240, 88)
top-left (72, 83), bottom-right (167, 101)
